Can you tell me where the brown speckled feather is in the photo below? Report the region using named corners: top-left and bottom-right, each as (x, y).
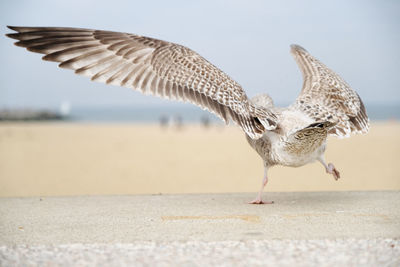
top-left (289, 45), bottom-right (369, 138)
top-left (6, 26), bottom-right (277, 139)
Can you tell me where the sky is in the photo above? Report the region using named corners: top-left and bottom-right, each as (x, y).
top-left (0, 0), bottom-right (399, 110)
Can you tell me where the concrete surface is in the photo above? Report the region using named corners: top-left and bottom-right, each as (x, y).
top-left (0, 192), bottom-right (399, 266)
top-left (1, 239), bottom-right (399, 266)
top-left (1, 191), bottom-right (399, 244)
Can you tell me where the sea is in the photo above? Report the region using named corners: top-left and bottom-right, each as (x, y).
top-left (65, 103), bottom-right (400, 123)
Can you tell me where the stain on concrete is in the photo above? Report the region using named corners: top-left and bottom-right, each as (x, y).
top-left (161, 215), bottom-right (260, 222)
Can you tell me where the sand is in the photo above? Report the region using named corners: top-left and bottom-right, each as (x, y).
top-left (0, 122), bottom-right (399, 197)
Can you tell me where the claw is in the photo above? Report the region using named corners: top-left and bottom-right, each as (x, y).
top-left (333, 168), bottom-right (340, 180)
top-left (328, 163), bottom-right (340, 180)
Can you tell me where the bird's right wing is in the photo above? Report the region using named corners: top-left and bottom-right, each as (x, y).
top-left (6, 26), bottom-right (277, 139)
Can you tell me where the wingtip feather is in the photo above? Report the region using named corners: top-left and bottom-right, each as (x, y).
top-left (5, 33), bottom-right (19, 40)
top-left (7, 25), bottom-right (19, 31)
top-left (290, 44), bottom-right (308, 54)
top-left (6, 26), bottom-right (35, 33)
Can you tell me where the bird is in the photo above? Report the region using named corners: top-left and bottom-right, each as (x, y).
top-left (6, 26), bottom-right (369, 204)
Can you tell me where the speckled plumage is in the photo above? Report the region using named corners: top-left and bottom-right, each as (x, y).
top-left (6, 26), bottom-right (276, 139)
top-left (289, 45), bottom-right (368, 138)
top-left (6, 26), bottom-right (369, 204)
top-left (243, 45), bottom-right (369, 175)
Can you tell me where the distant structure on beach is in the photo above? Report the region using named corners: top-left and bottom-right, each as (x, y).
top-left (59, 101), bottom-right (71, 117)
top-left (0, 102), bottom-right (71, 121)
top-left (0, 109), bottom-right (66, 121)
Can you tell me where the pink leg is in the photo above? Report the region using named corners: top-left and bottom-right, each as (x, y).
top-left (318, 158), bottom-right (341, 180)
top-left (249, 167), bottom-right (274, 204)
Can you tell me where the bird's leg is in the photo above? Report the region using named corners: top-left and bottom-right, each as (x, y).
top-left (249, 166), bottom-right (274, 204)
top-left (318, 157), bottom-right (341, 180)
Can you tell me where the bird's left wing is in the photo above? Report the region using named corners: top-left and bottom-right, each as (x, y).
top-left (6, 26), bottom-right (277, 139)
top-left (289, 44), bottom-right (369, 138)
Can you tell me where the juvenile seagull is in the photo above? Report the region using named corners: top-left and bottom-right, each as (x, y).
top-left (6, 26), bottom-right (369, 204)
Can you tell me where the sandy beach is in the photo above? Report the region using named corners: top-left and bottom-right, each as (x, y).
top-left (0, 121), bottom-right (399, 197)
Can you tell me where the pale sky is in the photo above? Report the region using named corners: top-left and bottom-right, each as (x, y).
top-left (0, 0), bottom-right (399, 109)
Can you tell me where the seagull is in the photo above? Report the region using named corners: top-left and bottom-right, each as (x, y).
top-left (6, 26), bottom-right (369, 204)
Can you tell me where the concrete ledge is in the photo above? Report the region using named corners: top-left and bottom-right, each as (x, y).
top-left (1, 239), bottom-right (399, 266)
top-left (1, 191), bottom-right (399, 245)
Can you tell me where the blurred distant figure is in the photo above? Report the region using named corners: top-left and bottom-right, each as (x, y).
top-left (159, 115), bottom-right (169, 129)
top-left (174, 114), bottom-right (183, 130)
top-left (201, 115), bottom-right (211, 128)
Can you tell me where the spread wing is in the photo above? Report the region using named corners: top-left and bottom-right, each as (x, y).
top-left (289, 44), bottom-right (369, 138)
top-left (6, 26), bottom-right (277, 139)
